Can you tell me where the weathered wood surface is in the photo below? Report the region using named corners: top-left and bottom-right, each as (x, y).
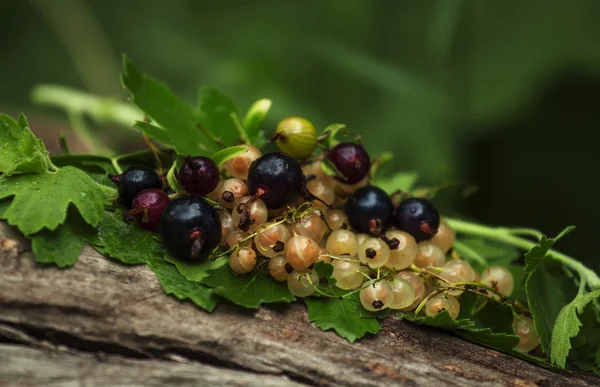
top-left (0, 222), bottom-right (597, 387)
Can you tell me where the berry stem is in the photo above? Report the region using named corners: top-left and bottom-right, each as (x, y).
top-left (445, 217), bottom-right (600, 290)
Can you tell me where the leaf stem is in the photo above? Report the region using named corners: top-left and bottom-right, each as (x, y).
top-left (445, 217), bottom-right (600, 290)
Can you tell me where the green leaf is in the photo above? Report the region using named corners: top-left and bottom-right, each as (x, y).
top-left (243, 98), bottom-right (272, 145)
top-left (197, 86), bottom-right (239, 147)
top-left (201, 265), bottom-right (295, 308)
top-left (526, 259), bottom-right (578, 353)
top-left (147, 256), bottom-right (219, 312)
top-left (0, 114), bottom-right (51, 176)
top-left (305, 294), bottom-right (380, 343)
top-left (166, 159), bottom-right (185, 193)
top-left (30, 208), bottom-right (95, 268)
top-left (88, 211), bottom-right (164, 265)
top-left (550, 289), bottom-right (600, 368)
top-left (454, 237), bottom-right (519, 265)
top-left (164, 254), bottom-right (228, 282)
top-left (0, 166), bottom-right (105, 235)
top-left (524, 227), bottom-right (575, 274)
top-left (319, 158), bottom-right (341, 177)
top-left (211, 145), bottom-right (249, 166)
top-left (121, 55), bottom-right (218, 156)
top-left (374, 172), bottom-right (419, 195)
top-left (322, 123), bottom-right (346, 148)
top-left (314, 261), bottom-right (334, 281)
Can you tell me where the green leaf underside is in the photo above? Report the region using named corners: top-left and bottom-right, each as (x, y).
top-left (211, 145), bottom-right (249, 166)
top-left (323, 123), bottom-right (346, 148)
top-left (0, 166), bottom-right (105, 235)
top-left (320, 158), bottom-right (342, 177)
top-left (121, 56), bottom-right (219, 156)
top-left (201, 265), bottom-right (296, 308)
top-left (526, 259), bottom-right (578, 354)
top-left (88, 211), bottom-right (164, 265)
top-left (164, 254), bottom-right (228, 282)
top-left (197, 86), bottom-right (239, 147)
top-left (30, 208), bottom-right (95, 268)
top-left (524, 226), bottom-right (575, 274)
top-left (147, 256), bottom-right (219, 312)
top-left (305, 294), bottom-right (380, 343)
top-left (314, 261), bottom-right (334, 282)
top-left (0, 114), bottom-right (51, 176)
top-left (550, 289), bottom-right (600, 368)
top-left (243, 98), bottom-right (271, 145)
top-left (375, 172), bottom-right (419, 195)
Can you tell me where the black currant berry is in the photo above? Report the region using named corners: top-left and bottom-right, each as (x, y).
top-left (178, 156), bottom-right (220, 196)
top-left (247, 152), bottom-right (304, 209)
top-left (109, 166), bottom-right (162, 208)
top-left (392, 198), bottom-right (440, 242)
top-left (327, 142), bottom-right (371, 184)
top-left (345, 185), bottom-right (393, 235)
top-left (160, 196), bottom-right (222, 260)
top-left (127, 189), bottom-right (170, 231)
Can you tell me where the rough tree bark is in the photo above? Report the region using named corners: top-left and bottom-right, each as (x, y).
top-left (0, 222), bottom-right (597, 387)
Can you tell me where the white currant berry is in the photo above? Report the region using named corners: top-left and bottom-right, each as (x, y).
top-left (481, 266), bottom-right (514, 297)
top-left (513, 316), bottom-right (540, 352)
top-left (317, 247), bottom-right (332, 263)
top-left (224, 145), bottom-right (261, 180)
top-left (425, 294), bottom-right (460, 319)
top-left (306, 179), bottom-right (335, 209)
top-left (231, 196), bottom-right (268, 232)
top-left (395, 271), bottom-right (427, 312)
top-left (294, 211), bottom-right (326, 242)
top-left (325, 210), bottom-right (349, 232)
top-left (414, 241), bottom-right (446, 268)
top-left (334, 175), bottom-right (369, 197)
top-left (326, 229), bottom-right (359, 257)
top-left (254, 222), bottom-right (291, 258)
top-left (439, 259), bottom-right (476, 295)
top-left (219, 210), bottom-right (235, 247)
top-left (358, 237), bottom-right (390, 268)
top-left (218, 178), bottom-right (249, 209)
top-left (226, 230), bottom-right (250, 249)
top-left (229, 247), bottom-right (257, 275)
top-left (387, 278), bottom-right (416, 310)
top-left (285, 235), bottom-right (320, 270)
top-left (206, 179), bottom-right (224, 202)
top-left (268, 255), bottom-right (293, 282)
top-left (302, 161), bottom-right (335, 185)
top-left (360, 280), bottom-right (393, 312)
top-left (431, 219), bottom-right (455, 253)
top-left (332, 259), bottom-right (367, 290)
top-left (287, 270), bottom-right (318, 297)
top-left (384, 230), bottom-right (417, 270)
top-left (356, 233), bottom-right (369, 245)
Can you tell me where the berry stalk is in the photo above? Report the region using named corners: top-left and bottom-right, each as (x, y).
top-left (445, 217), bottom-right (600, 290)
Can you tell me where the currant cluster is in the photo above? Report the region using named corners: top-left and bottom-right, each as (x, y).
top-left (110, 116), bottom-right (539, 354)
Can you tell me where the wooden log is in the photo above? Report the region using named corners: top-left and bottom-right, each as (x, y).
top-left (0, 222), bottom-right (596, 387)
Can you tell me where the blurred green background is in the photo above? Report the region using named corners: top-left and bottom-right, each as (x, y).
top-left (1, 0), bottom-right (598, 269)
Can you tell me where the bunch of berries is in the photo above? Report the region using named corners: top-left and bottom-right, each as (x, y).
top-left (109, 116), bottom-right (539, 354)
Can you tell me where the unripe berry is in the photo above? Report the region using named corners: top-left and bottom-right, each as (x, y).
top-left (229, 247), bottom-right (257, 274)
top-left (357, 238), bottom-right (390, 268)
top-left (273, 116), bottom-right (318, 159)
top-left (384, 230), bottom-right (417, 270)
top-left (360, 280), bottom-right (393, 311)
top-left (326, 230), bottom-right (359, 257)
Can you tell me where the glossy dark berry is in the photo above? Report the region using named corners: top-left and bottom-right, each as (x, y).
top-left (160, 196), bottom-right (222, 260)
top-left (393, 198), bottom-right (440, 242)
top-left (178, 156), bottom-right (220, 196)
top-left (345, 185), bottom-right (393, 235)
top-left (327, 142), bottom-right (371, 184)
top-left (247, 152), bottom-right (304, 209)
top-left (127, 189), bottom-right (170, 231)
top-left (109, 166), bottom-right (162, 208)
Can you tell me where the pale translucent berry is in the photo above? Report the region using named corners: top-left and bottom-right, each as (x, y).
top-left (360, 280), bottom-right (393, 311)
top-left (326, 230), bottom-right (359, 256)
top-left (356, 233), bottom-right (369, 245)
top-left (325, 210), bottom-right (349, 232)
top-left (229, 247), bottom-right (257, 275)
top-left (285, 235), bottom-right (320, 270)
top-left (439, 259), bottom-right (476, 295)
top-left (302, 161), bottom-right (335, 185)
top-left (254, 222), bottom-right (291, 258)
top-left (287, 270), bottom-right (319, 297)
top-left (231, 196), bottom-right (268, 232)
top-left (332, 260), bottom-right (366, 290)
top-left (334, 175), bottom-right (369, 197)
top-left (425, 294), bottom-right (460, 319)
top-left (206, 179), bottom-right (224, 202)
top-left (396, 271), bottom-right (427, 312)
top-left (414, 241), bottom-right (446, 268)
top-left (387, 278), bottom-right (416, 310)
top-left (431, 219), bottom-right (455, 253)
top-left (294, 211), bottom-right (326, 242)
top-left (317, 247), bottom-right (332, 263)
top-left (227, 230), bottom-right (250, 249)
top-left (218, 178), bottom-right (249, 209)
top-left (513, 316), bottom-right (540, 352)
top-left (224, 145), bottom-right (261, 180)
top-left (384, 230), bottom-right (417, 270)
top-left (219, 210), bottom-right (235, 247)
top-left (268, 255), bottom-right (293, 282)
top-left (358, 238), bottom-right (390, 268)
top-left (481, 266), bottom-right (514, 297)
top-left (306, 179), bottom-right (335, 209)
